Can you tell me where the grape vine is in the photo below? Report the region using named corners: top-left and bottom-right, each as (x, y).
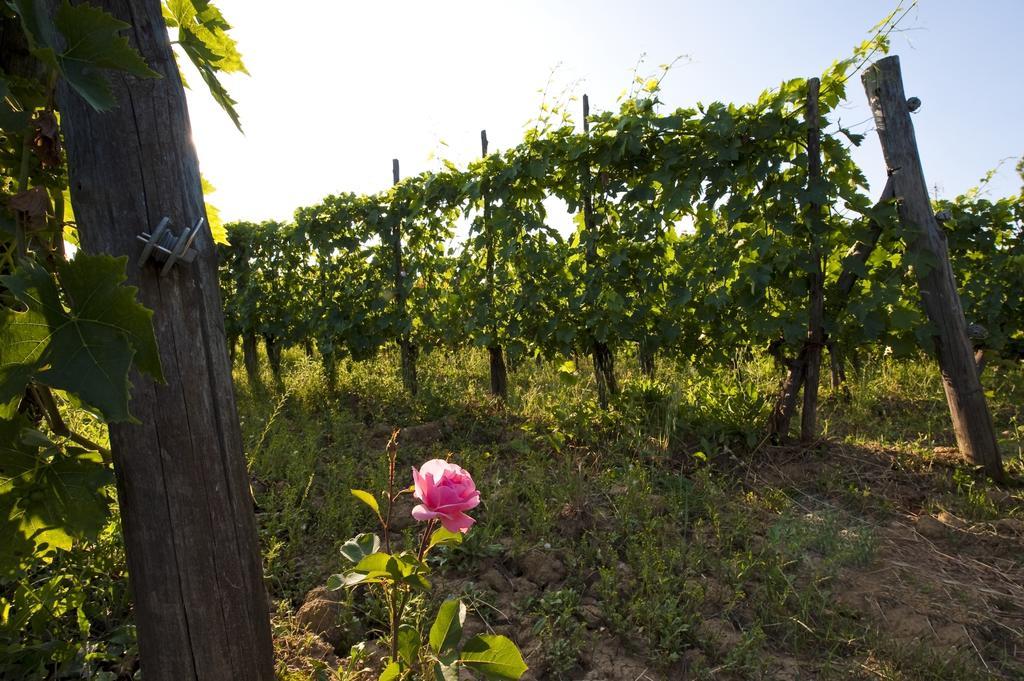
top-left (217, 26), bottom-right (1019, 414)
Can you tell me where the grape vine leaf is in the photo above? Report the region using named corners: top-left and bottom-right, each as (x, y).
top-left (0, 416), bottom-right (113, 577)
top-left (163, 0), bottom-right (247, 131)
top-left (5, 0), bottom-right (62, 67)
top-left (0, 254), bottom-right (163, 423)
top-left (7, 0), bottom-right (159, 111)
top-left (163, 0), bottom-right (247, 73)
top-left (0, 73), bottom-right (33, 132)
top-left (53, 0), bottom-right (161, 110)
top-left (202, 176), bottom-right (230, 245)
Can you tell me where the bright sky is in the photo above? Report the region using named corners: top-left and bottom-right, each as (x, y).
top-left (182, 1), bottom-right (1024, 226)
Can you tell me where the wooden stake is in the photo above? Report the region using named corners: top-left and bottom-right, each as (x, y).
top-left (480, 130), bottom-right (508, 398)
top-left (862, 56), bottom-right (1002, 479)
top-left (54, 1), bottom-right (274, 678)
top-left (391, 159), bottom-right (417, 395)
top-left (801, 77), bottom-right (824, 442)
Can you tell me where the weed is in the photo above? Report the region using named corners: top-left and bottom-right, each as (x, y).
top-left (527, 588), bottom-right (586, 679)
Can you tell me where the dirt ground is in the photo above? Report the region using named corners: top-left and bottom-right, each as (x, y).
top-left (274, 424), bottom-right (1023, 680)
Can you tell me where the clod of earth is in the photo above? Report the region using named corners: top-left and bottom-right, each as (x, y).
top-left (914, 513), bottom-right (947, 539)
top-left (518, 550), bottom-right (567, 588)
top-left (994, 517), bottom-right (1024, 535)
top-left (580, 634), bottom-right (662, 680)
top-left (696, 617), bottom-right (744, 658)
top-left (294, 586), bottom-right (363, 651)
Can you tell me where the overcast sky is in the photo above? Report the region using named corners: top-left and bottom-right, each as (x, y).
top-left (181, 1), bottom-right (1024, 225)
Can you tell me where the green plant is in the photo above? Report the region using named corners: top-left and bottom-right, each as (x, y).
top-left (528, 589), bottom-right (585, 679)
top-left (328, 435), bottom-right (527, 680)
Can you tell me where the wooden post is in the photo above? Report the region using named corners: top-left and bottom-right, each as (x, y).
top-left (481, 130), bottom-right (508, 398)
top-left (638, 337), bottom-right (656, 378)
top-left (53, 1), bottom-right (275, 678)
top-left (242, 332), bottom-right (259, 384)
top-left (862, 56), bottom-right (1003, 479)
top-left (768, 347), bottom-right (808, 440)
top-left (263, 332), bottom-right (282, 379)
top-left (770, 178), bottom-right (894, 439)
top-left (800, 77), bottom-right (825, 442)
top-left (827, 342), bottom-right (848, 395)
top-left (391, 159), bottom-right (417, 395)
top-left (580, 94), bottom-right (617, 407)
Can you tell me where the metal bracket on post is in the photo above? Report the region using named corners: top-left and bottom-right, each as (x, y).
top-left (136, 216), bottom-right (204, 276)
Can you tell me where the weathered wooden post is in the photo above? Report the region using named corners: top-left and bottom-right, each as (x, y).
top-left (481, 130), bottom-right (509, 398)
top-left (862, 55), bottom-right (1003, 479)
top-left (54, 0), bottom-right (276, 678)
top-left (800, 77), bottom-right (825, 442)
top-left (391, 158), bottom-right (418, 395)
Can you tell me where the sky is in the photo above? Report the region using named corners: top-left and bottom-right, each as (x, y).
top-left (181, 1), bottom-right (1024, 226)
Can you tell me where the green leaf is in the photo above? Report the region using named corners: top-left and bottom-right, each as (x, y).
top-left (6, 0), bottom-right (61, 66)
top-left (402, 571), bottom-right (431, 592)
top-left (429, 598), bottom-right (466, 655)
top-left (350, 489), bottom-right (381, 517)
top-left (0, 73), bottom-right (32, 132)
top-left (397, 624), bottom-right (420, 667)
top-left (164, 0), bottom-right (247, 72)
top-left (202, 176), bottom-right (230, 245)
top-left (352, 552), bottom-right (392, 574)
top-left (54, 0), bottom-right (160, 111)
top-left (339, 571), bottom-right (374, 587)
top-left (556, 360), bottom-right (578, 386)
top-left (378, 661), bottom-right (401, 681)
top-left (433, 660), bottom-right (460, 681)
top-left (341, 532), bottom-right (381, 564)
top-left (428, 526), bottom-right (464, 551)
top-left (0, 416), bottom-right (113, 577)
top-left (189, 60), bottom-right (243, 131)
top-left (459, 634), bottom-right (528, 680)
top-left (0, 255), bottom-right (163, 422)
top-left (164, 0), bottom-right (247, 130)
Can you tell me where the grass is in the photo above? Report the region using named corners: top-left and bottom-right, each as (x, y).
top-left (4, 345), bottom-right (1021, 680)
top-left (234, 346), bottom-right (1022, 680)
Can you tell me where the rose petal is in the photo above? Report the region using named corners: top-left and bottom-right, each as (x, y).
top-left (419, 459), bottom-right (451, 484)
top-left (430, 491), bottom-right (480, 514)
top-left (439, 511), bottom-right (475, 534)
top-left (412, 466), bottom-right (425, 501)
top-left (411, 504), bottom-right (443, 522)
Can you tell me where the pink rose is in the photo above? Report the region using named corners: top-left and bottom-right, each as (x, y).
top-left (411, 459), bottom-right (480, 533)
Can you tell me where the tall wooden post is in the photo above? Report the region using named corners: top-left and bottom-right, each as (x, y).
top-left (53, 1), bottom-right (275, 679)
top-left (481, 130), bottom-right (508, 398)
top-left (580, 94), bottom-right (617, 407)
top-left (391, 159), bottom-right (417, 395)
top-left (800, 77), bottom-right (824, 442)
top-left (862, 56), bottom-right (1003, 479)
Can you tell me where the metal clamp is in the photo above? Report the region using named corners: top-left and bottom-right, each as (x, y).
top-left (136, 216), bottom-right (204, 276)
